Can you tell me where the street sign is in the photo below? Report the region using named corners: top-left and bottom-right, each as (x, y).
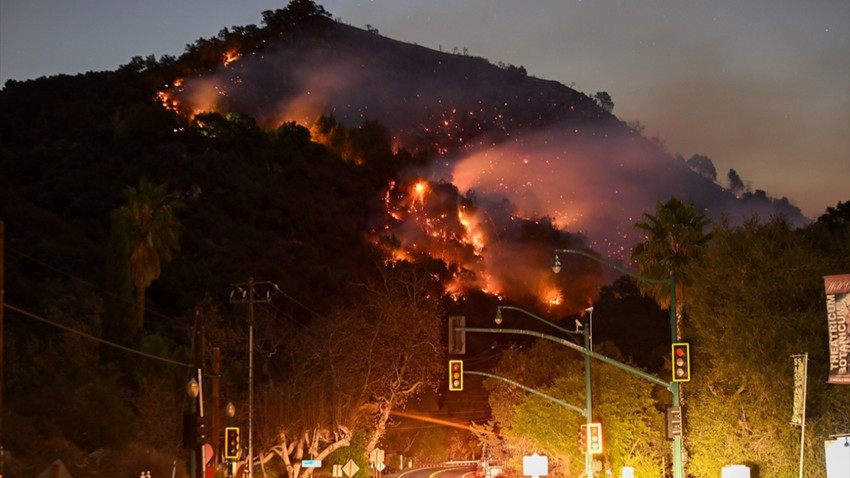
top-left (342, 459), bottom-right (360, 478)
top-left (522, 453), bottom-right (548, 478)
top-left (302, 460), bottom-right (322, 468)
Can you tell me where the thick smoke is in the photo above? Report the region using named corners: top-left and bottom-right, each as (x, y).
top-left (165, 19), bottom-right (809, 306)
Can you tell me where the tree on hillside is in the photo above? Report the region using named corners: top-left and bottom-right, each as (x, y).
top-left (727, 168), bottom-right (745, 195)
top-left (116, 178), bottom-right (183, 344)
top-left (593, 91), bottom-right (614, 113)
top-left (685, 154), bottom-right (716, 181)
top-left (630, 197), bottom-right (712, 339)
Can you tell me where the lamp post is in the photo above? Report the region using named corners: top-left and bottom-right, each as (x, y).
top-left (553, 248), bottom-right (683, 478)
top-left (495, 305), bottom-right (594, 478)
top-left (230, 278), bottom-right (278, 478)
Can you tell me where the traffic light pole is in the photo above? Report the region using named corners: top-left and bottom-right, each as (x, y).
top-left (474, 306), bottom-right (594, 478)
top-left (554, 249), bottom-right (683, 478)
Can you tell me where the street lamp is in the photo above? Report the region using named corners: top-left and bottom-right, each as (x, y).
top-left (553, 248), bottom-right (683, 478)
top-left (495, 305), bottom-right (594, 478)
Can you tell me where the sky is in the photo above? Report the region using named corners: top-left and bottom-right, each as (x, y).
top-left (1, 0), bottom-right (848, 219)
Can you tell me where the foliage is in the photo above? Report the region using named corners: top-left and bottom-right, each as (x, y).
top-left (249, 262), bottom-right (445, 477)
top-left (593, 91), bottom-right (614, 113)
top-left (486, 339), bottom-right (666, 477)
top-left (115, 176), bottom-right (184, 343)
top-left (631, 197), bottom-right (713, 340)
top-left (686, 216), bottom-right (850, 477)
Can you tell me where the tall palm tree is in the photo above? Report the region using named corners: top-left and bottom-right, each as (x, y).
top-left (630, 197), bottom-right (712, 338)
top-left (117, 178), bottom-right (183, 340)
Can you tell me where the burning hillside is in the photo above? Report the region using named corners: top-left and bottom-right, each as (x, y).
top-left (156, 10), bottom-right (808, 306)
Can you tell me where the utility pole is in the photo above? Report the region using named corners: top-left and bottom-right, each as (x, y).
top-left (229, 278), bottom-right (277, 478)
top-left (193, 306), bottom-right (205, 478)
top-left (1, 220), bottom-right (4, 477)
top-left (212, 347), bottom-right (221, 465)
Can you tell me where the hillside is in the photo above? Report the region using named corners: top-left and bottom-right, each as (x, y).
top-left (163, 9), bottom-right (807, 259)
top-left (0, 1), bottom-right (810, 317)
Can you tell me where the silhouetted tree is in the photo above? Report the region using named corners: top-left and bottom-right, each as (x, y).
top-left (685, 154), bottom-right (716, 181)
top-left (727, 168), bottom-right (744, 194)
top-left (630, 197), bottom-right (712, 338)
top-left (594, 91), bottom-right (614, 112)
top-left (116, 178), bottom-right (183, 343)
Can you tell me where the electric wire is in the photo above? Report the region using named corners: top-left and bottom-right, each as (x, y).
top-left (4, 302), bottom-right (194, 368)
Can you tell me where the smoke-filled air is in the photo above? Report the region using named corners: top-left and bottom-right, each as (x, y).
top-left (159, 15), bottom-right (807, 310)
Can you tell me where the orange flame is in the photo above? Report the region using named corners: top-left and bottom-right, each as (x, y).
top-left (223, 50), bottom-right (241, 67)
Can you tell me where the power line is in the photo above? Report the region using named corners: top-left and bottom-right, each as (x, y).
top-left (4, 303), bottom-right (193, 368)
top-left (5, 245), bottom-right (177, 325)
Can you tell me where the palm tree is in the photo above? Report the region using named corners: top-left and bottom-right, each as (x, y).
top-left (630, 197), bottom-right (712, 338)
top-left (117, 178), bottom-right (183, 341)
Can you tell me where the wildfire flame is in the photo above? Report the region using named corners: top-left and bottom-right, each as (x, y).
top-left (372, 177), bottom-right (598, 309)
top-left (223, 50), bottom-right (241, 67)
top-left (155, 58), bottom-right (608, 308)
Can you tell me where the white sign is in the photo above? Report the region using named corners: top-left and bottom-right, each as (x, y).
top-left (302, 460), bottom-right (322, 468)
top-left (721, 465), bottom-right (750, 478)
top-left (522, 453), bottom-right (548, 478)
top-left (825, 437), bottom-right (850, 478)
top-left (343, 459), bottom-right (360, 478)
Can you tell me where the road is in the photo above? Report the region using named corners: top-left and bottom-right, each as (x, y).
top-left (390, 463), bottom-right (477, 478)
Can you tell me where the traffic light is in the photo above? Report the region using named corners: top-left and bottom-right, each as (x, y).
top-left (578, 425), bottom-right (588, 452)
top-left (225, 427), bottom-right (240, 459)
top-left (448, 360), bottom-right (463, 391)
top-left (196, 415), bottom-right (209, 445)
top-left (587, 422), bottom-right (603, 455)
top-left (448, 316), bottom-right (466, 355)
top-left (672, 343), bottom-right (691, 382)
top-left (666, 406), bottom-right (683, 440)
top-left (183, 411), bottom-right (197, 449)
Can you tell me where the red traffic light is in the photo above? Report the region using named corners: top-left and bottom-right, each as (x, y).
top-left (225, 427), bottom-right (240, 459)
top-left (449, 360), bottom-right (463, 391)
top-left (672, 343), bottom-right (690, 382)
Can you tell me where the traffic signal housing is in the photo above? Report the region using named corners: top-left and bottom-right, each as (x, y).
top-left (448, 316), bottom-right (466, 355)
top-left (225, 427), bottom-right (240, 459)
top-left (578, 425), bottom-right (588, 452)
top-left (448, 360), bottom-right (463, 391)
top-left (196, 415), bottom-right (209, 445)
top-left (587, 422), bottom-right (603, 455)
top-left (672, 343), bottom-right (691, 382)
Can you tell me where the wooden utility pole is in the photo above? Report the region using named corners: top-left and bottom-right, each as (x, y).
top-left (212, 347), bottom-right (221, 465)
top-left (1, 220), bottom-right (4, 476)
top-left (193, 306), bottom-right (205, 478)
top-left (229, 278), bottom-right (277, 478)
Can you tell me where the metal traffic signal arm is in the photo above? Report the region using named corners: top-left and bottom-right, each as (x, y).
top-left (463, 368), bottom-right (586, 416)
top-left (460, 323), bottom-right (673, 390)
top-left (554, 248), bottom-right (684, 478)
top-left (453, 302), bottom-right (680, 478)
